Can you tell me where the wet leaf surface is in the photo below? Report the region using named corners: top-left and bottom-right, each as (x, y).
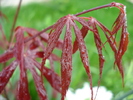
top-left (0, 2), bottom-right (129, 100)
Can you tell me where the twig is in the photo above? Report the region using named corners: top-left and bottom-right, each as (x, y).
top-left (24, 25), bottom-right (53, 43)
top-left (74, 3), bottom-right (111, 16)
top-left (8, 0), bottom-right (22, 48)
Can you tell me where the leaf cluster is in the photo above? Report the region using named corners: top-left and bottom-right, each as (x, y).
top-left (0, 2), bottom-right (129, 100)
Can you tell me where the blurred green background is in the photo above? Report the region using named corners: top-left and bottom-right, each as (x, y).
top-left (0, 0), bottom-right (133, 100)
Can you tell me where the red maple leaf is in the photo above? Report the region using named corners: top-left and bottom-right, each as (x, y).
top-left (0, 2), bottom-right (128, 100)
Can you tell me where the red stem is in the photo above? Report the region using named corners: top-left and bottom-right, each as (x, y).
top-left (74, 3), bottom-right (112, 16)
top-left (24, 25), bottom-right (53, 43)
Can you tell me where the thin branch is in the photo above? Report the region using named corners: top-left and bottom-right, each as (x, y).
top-left (8, 0), bottom-right (22, 48)
top-left (74, 2), bottom-right (123, 16)
top-left (24, 25), bottom-right (53, 43)
top-left (74, 3), bottom-right (112, 16)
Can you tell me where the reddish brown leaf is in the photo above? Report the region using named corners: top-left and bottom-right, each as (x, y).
top-left (112, 13), bottom-right (125, 35)
top-left (0, 61), bottom-right (18, 93)
top-left (25, 57), bottom-right (48, 100)
top-left (71, 19), bottom-right (93, 100)
top-left (95, 7), bottom-right (128, 85)
top-left (19, 26), bottom-right (63, 50)
top-left (43, 16), bottom-right (67, 60)
top-left (117, 29), bottom-right (128, 58)
top-left (31, 58), bottom-right (61, 93)
top-left (35, 51), bottom-right (44, 58)
top-left (0, 48), bottom-right (14, 63)
top-left (115, 26), bottom-right (129, 84)
top-left (35, 51), bottom-right (60, 61)
top-left (40, 33), bottom-right (63, 50)
top-left (88, 19), bottom-right (105, 99)
top-left (73, 26), bottom-right (89, 54)
top-left (29, 41), bottom-right (39, 50)
top-left (15, 27), bottom-right (24, 61)
top-left (15, 26), bottom-right (45, 51)
top-left (91, 19), bottom-right (105, 80)
top-left (96, 21), bottom-right (118, 54)
top-left (60, 18), bottom-right (72, 100)
top-left (112, 3), bottom-right (126, 35)
top-left (15, 27), bottom-right (31, 100)
top-left (41, 16), bottom-right (67, 79)
top-left (17, 59), bottom-right (30, 100)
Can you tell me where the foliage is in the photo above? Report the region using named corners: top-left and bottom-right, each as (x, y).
top-left (0, 1), bottom-right (129, 100)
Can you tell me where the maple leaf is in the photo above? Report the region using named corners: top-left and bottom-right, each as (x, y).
top-left (41, 2), bottom-right (128, 100)
top-left (0, 2), bottom-right (129, 100)
top-left (0, 26), bottom-right (62, 100)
